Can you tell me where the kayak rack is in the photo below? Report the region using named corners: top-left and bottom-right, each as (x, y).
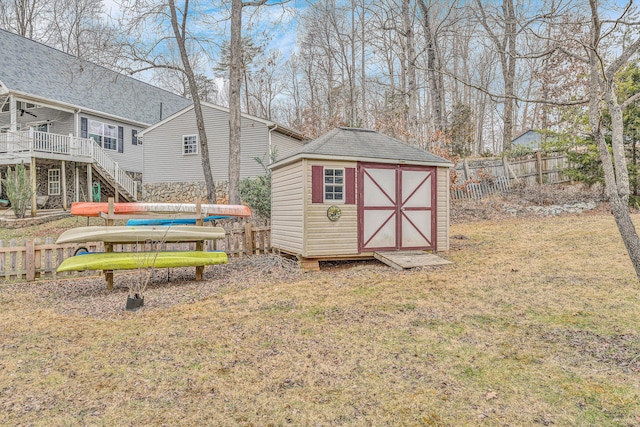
top-left (95, 197), bottom-right (214, 290)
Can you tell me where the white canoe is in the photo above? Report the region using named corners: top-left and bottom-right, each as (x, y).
top-left (56, 225), bottom-right (226, 244)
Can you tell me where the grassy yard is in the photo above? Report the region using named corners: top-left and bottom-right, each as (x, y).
top-left (1, 213), bottom-right (639, 426)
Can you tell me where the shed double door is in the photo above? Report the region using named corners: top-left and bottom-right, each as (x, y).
top-left (358, 163), bottom-right (436, 252)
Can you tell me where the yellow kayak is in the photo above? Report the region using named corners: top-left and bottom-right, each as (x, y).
top-left (57, 251), bottom-right (228, 272)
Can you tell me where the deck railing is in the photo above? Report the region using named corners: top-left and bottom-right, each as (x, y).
top-left (0, 130), bottom-right (136, 200)
top-left (90, 141), bottom-right (137, 199)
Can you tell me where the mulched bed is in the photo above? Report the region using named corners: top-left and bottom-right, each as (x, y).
top-left (1, 255), bottom-right (305, 319)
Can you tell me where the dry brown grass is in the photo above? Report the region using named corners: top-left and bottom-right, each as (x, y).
top-left (1, 212), bottom-right (640, 426)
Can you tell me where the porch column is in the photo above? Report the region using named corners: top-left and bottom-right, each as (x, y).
top-left (61, 160), bottom-right (67, 210)
top-left (30, 157), bottom-right (36, 217)
top-left (74, 166), bottom-right (79, 202)
top-left (9, 95), bottom-right (17, 132)
top-left (87, 164), bottom-right (92, 203)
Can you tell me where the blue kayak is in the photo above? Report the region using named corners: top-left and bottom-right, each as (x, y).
top-left (126, 216), bottom-right (229, 226)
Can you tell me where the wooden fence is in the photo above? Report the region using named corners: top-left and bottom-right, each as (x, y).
top-left (0, 223), bottom-right (271, 282)
top-left (452, 152), bottom-right (569, 199)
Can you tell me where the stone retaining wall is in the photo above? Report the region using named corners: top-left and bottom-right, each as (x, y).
top-left (142, 181), bottom-right (229, 203)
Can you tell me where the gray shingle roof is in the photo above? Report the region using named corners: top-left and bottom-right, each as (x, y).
top-left (0, 29), bottom-right (191, 125)
top-left (276, 127), bottom-right (452, 166)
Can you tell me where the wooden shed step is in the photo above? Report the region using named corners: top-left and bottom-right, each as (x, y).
top-left (374, 251), bottom-right (452, 270)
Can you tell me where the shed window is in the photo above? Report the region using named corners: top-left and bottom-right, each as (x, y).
top-left (48, 169), bottom-right (60, 195)
top-left (312, 166), bottom-right (355, 204)
top-left (183, 135), bottom-right (198, 155)
top-left (324, 168), bottom-right (344, 202)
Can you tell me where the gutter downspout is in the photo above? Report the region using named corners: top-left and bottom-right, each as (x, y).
top-left (268, 123), bottom-right (278, 164)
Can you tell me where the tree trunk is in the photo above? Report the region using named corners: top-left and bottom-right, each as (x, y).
top-left (418, 0), bottom-right (444, 135)
top-left (588, 0), bottom-right (640, 280)
top-left (502, 0), bottom-right (516, 151)
top-left (228, 0), bottom-right (243, 205)
top-left (168, 0), bottom-right (216, 203)
top-left (402, 0), bottom-right (417, 142)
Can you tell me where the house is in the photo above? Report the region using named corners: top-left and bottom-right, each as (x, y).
top-left (512, 129), bottom-right (542, 150)
top-left (270, 127), bottom-right (454, 270)
top-left (138, 102), bottom-right (307, 203)
top-left (0, 29), bottom-right (191, 213)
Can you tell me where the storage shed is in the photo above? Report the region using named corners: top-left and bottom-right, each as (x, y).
top-left (270, 127), bottom-right (454, 269)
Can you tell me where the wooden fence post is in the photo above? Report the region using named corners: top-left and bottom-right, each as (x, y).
top-left (25, 239), bottom-right (35, 282)
top-left (463, 158), bottom-right (471, 180)
top-left (536, 151), bottom-right (544, 184)
top-left (245, 222), bottom-right (253, 256)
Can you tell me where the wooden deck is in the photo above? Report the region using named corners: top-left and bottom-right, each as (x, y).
top-left (374, 251), bottom-right (452, 270)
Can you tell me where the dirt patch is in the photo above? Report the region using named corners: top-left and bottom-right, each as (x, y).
top-left (542, 329), bottom-right (640, 372)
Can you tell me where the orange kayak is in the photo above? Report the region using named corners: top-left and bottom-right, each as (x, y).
top-left (70, 202), bottom-right (251, 218)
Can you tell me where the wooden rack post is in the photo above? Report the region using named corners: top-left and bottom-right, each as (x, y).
top-left (195, 198), bottom-right (204, 281)
top-left (104, 197), bottom-right (115, 290)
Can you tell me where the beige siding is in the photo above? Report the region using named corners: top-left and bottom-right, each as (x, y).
top-left (81, 112), bottom-right (144, 173)
top-left (271, 131), bottom-right (304, 161)
top-left (303, 159), bottom-right (359, 257)
top-left (271, 160), bottom-right (305, 254)
top-left (437, 167), bottom-right (450, 251)
top-left (143, 106), bottom-right (269, 184)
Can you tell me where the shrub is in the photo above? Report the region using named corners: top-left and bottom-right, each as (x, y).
top-left (1, 164), bottom-right (32, 218)
top-left (239, 150), bottom-right (276, 222)
top-left (240, 174), bottom-right (271, 221)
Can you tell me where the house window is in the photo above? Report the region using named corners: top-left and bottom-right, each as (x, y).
top-left (132, 129), bottom-right (139, 145)
top-left (88, 120), bottom-right (118, 150)
top-left (48, 169), bottom-right (61, 196)
top-left (324, 168), bottom-right (344, 202)
top-left (183, 135), bottom-right (198, 155)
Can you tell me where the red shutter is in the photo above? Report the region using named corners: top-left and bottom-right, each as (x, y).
top-left (312, 166), bottom-right (324, 203)
top-left (345, 167), bottom-right (356, 204)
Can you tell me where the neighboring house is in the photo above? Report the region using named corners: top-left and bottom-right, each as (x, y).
top-left (512, 129), bottom-right (542, 150)
top-left (0, 29), bottom-right (191, 212)
top-left (138, 102), bottom-right (307, 203)
top-left (270, 127), bottom-right (453, 270)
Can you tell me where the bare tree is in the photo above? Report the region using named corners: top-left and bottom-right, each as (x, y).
top-left (585, 0), bottom-right (640, 279)
top-left (119, 0), bottom-right (218, 202)
top-left (0, 0), bottom-right (49, 38)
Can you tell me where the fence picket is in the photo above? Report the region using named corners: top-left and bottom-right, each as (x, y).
top-left (0, 222), bottom-right (272, 282)
top-left (453, 153), bottom-right (568, 200)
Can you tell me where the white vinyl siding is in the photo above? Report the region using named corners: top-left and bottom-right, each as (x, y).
top-left (143, 105), bottom-right (282, 184)
top-left (271, 160), bottom-right (305, 254)
top-left (271, 131), bottom-right (304, 161)
top-left (303, 159), bottom-right (358, 257)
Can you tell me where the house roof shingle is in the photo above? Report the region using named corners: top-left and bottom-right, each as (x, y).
top-left (0, 29), bottom-right (191, 125)
top-left (272, 127), bottom-right (452, 168)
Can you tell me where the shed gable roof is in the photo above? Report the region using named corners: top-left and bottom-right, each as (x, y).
top-left (273, 127), bottom-right (452, 167)
top-left (0, 29), bottom-right (191, 125)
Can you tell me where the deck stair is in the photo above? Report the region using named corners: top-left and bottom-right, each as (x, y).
top-left (374, 251), bottom-right (452, 270)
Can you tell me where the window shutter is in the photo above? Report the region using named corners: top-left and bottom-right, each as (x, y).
top-left (311, 165), bottom-right (324, 203)
top-left (345, 167), bottom-right (356, 204)
top-left (132, 129), bottom-right (138, 145)
top-left (80, 117), bottom-right (87, 138)
top-left (118, 126), bottom-right (124, 153)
